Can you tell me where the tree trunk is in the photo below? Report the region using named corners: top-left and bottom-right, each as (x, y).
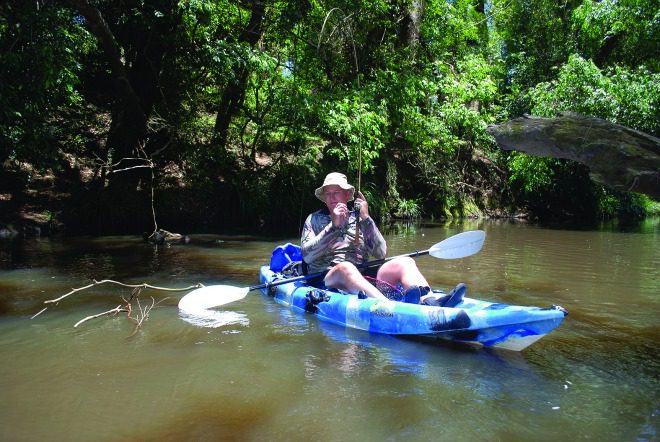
top-left (399, 0), bottom-right (424, 49)
top-left (214, 0), bottom-right (266, 150)
top-left (69, 0), bottom-right (178, 233)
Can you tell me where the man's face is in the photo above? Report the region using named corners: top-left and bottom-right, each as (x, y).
top-left (323, 185), bottom-right (350, 211)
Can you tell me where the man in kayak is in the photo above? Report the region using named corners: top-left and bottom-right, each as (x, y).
top-left (301, 172), bottom-right (432, 303)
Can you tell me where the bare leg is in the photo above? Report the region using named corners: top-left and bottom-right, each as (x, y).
top-left (376, 256), bottom-right (429, 290)
top-left (324, 262), bottom-right (389, 301)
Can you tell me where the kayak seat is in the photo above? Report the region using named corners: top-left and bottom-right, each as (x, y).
top-left (281, 260), bottom-right (304, 277)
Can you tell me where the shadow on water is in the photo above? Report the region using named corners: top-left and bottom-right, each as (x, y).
top-left (538, 216), bottom-right (659, 234)
top-left (0, 235), bottom-right (274, 317)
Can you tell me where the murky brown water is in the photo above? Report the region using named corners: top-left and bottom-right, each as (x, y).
top-left (0, 219), bottom-right (658, 441)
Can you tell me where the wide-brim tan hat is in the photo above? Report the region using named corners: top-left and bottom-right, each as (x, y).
top-left (314, 172), bottom-right (355, 201)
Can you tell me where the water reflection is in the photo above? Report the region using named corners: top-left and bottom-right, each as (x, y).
top-left (179, 309), bottom-right (250, 329)
top-left (316, 320), bottom-right (547, 384)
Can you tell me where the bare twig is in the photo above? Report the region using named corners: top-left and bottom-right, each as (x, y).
top-left (70, 294), bottom-right (169, 332)
top-left (74, 304), bottom-right (127, 328)
top-left (31, 307), bottom-right (48, 320)
top-left (109, 157), bottom-right (150, 168)
top-left (34, 280), bottom-right (203, 319)
top-left (455, 181), bottom-right (481, 191)
top-left (110, 164), bottom-right (153, 173)
top-left (43, 279), bottom-right (202, 305)
top-left (36, 278), bottom-right (199, 333)
top-left (127, 296), bottom-right (164, 337)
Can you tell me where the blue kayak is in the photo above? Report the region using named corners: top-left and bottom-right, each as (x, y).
top-left (259, 265), bottom-right (567, 351)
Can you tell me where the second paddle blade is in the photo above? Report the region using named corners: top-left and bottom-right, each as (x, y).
top-left (429, 230), bottom-right (486, 259)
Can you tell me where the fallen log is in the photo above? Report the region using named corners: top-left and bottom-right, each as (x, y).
top-left (487, 113), bottom-right (660, 199)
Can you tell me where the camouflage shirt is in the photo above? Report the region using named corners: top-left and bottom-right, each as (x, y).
top-left (301, 209), bottom-right (387, 274)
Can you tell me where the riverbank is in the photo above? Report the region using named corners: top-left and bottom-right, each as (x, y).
top-left (1, 158), bottom-right (657, 239)
top-left (0, 164), bottom-right (65, 238)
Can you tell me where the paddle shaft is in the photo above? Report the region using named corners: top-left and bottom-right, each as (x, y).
top-left (178, 230), bottom-right (484, 311)
top-left (250, 248), bottom-right (431, 293)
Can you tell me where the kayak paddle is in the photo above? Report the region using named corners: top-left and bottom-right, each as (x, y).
top-left (178, 229), bottom-right (486, 312)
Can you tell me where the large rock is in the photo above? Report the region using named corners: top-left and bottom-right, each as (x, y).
top-left (487, 113), bottom-right (660, 199)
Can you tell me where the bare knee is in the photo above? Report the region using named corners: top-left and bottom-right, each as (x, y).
top-left (377, 256), bottom-right (426, 288)
top-left (378, 256), bottom-right (416, 276)
top-left (331, 261), bottom-right (360, 278)
top-left (391, 256), bottom-right (416, 270)
top-left (325, 261), bottom-right (361, 287)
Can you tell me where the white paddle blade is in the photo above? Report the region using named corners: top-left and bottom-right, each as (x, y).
top-left (429, 230), bottom-right (486, 259)
top-left (178, 285), bottom-right (250, 312)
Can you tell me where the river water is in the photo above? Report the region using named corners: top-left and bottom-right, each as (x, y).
top-left (0, 219), bottom-right (657, 441)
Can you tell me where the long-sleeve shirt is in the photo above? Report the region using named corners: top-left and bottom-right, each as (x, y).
top-left (301, 208), bottom-right (387, 274)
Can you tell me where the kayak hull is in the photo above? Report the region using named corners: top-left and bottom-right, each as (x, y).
top-left (259, 266), bottom-right (566, 351)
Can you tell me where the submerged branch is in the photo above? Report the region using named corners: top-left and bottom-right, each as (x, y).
top-left (74, 305), bottom-right (127, 328)
top-left (34, 280), bottom-right (203, 333)
top-left (43, 279), bottom-right (203, 305)
top-left (127, 296), bottom-right (166, 337)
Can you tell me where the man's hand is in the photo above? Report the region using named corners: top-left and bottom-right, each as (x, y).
top-left (331, 202), bottom-right (349, 228)
top-left (355, 191), bottom-right (370, 221)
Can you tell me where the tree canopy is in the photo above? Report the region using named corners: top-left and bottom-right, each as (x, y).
top-left (1, 0), bottom-right (658, 235)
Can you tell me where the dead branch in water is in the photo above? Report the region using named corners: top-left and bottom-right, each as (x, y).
top-left (126, 292), bottom-right (167, 337)
top-left (39, 279), bottom-right (202, 306)
top-left (74, 304), bottom-right (127, 328)
top-left (32, 279), bottom-right (204, 334)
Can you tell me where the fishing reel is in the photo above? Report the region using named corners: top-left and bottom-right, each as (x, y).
top-left (353, 201), bottom-right (361, 218)
top-left (352, 201), bottom-right (363, 245)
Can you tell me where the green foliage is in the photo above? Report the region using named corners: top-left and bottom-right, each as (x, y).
top-left (394, 198), bottom-right (422, 220)
top-left (1, 0), bottom-right (657, 234)
top-left (422, 0), bottom-right (488, 58)
top-left (507, 155), bottom-right (603, 220)
top-left (645, 199), bottom-right (660, 216)
top-left (0, 1), bottom-right (94, 166)
top-left (316, 96), bottom-right (386, 173)
top-left (507, 149), bottom-right (655, 221)
top-left (507, 153), bottom-right (556, 194)
top-left (434, 54), bottom-right (499, 143)
top-left (494, 0), bottom-right (582, 91)
top-left (368, 68), bottom-right (444, 152)
top-left (509, 54), bottom-right (659, 220)
top-left (394, 52), bottom-right (502, 219)
top-left (572, 0), bottom-right (660, 69)
top-left (529, 55), bottom-right (616, 118)
top-left (599, 191), bottom-right (660, 220)
top-left (529, 54), bottom-right (660, 135)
